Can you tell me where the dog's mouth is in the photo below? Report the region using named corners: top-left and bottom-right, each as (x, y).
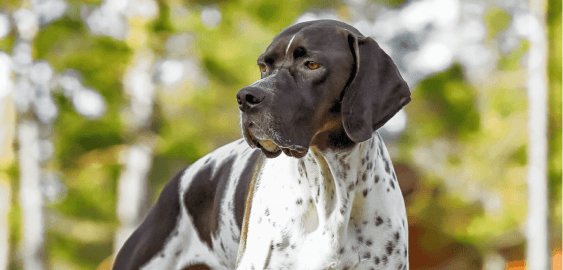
top-left (244, 124), bottom-right (308, 159)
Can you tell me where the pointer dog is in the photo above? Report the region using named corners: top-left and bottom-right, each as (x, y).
top-left (113, 20), bottom-right (411, 270)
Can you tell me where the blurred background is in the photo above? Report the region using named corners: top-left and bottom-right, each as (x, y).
top-left (0, 0), bottom-right (560, 269)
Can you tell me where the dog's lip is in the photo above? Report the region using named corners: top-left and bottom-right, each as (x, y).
top-left (245, 125), bottom-right (308, 158)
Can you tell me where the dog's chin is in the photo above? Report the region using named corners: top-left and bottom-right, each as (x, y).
top-left (243, 129), bottom-right (308, 159)
top-left (258, 140), bottom-right (283, 158)
top-left (258, 141), bottom-right (308, 159)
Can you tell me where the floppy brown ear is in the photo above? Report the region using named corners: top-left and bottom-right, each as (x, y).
top-left (342, 34), bottom-right (411, 143)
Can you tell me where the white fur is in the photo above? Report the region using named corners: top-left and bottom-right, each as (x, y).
top-left (286, 34), bottom-right (297, 55)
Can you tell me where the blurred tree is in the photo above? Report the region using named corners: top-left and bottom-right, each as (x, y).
top-left (525, 0), bottom-right (550, 268)
top-left (547, 0), bottom-right (562, 241)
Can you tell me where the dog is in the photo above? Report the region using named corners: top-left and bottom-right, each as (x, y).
top-left (113, 19), bottom-right (411, 270)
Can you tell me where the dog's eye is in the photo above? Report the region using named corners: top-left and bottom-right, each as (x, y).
top-left (306, 61), bottom-right (321, 70)
top-left (259, 65), bottom-right (267, 73)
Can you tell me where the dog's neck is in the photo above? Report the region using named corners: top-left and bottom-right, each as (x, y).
top-left (295, 132), bottom-right (383, 266)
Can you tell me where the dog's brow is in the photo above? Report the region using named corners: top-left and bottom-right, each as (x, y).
top-left (285, 34), bottom-right (296, 55)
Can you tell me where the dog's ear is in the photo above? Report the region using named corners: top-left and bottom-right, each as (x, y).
top-left (341, 34), bottom-right (411, 142)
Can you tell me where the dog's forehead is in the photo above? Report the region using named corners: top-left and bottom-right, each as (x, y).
top-left (259, 20), bottom-right (363, 60)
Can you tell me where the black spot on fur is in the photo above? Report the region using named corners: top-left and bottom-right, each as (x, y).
top-left (374, 175), bottom-right (380, 183)
top-left (386, 241), bottom-right (395, 255)
top-left (184, 155), bottom-right (238, 248)
top-left (390, 179), bottom-right (395, 190)
top-left (382, 255), bottom-right (388, 265)
top-left (339, 247), bottom-right (345, 254)
top-left (183, 263), bottom-right (212, 270)
top-left (363, 252), bottom-right (371, 259)
top-left (296, 198), bottom-right (303, 205)
top-left (363, 189), bottom-right (368, 197)
top-left (374, 256), bottom-right (380, 265)
top-left (366, 239), bottom-right (372, 246)
top-left (394, 231), bottom-right (400, 241)
top-left (375, 216), bottom-right (383, 226)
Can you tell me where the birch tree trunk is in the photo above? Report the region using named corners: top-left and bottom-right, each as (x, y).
top-left (114, 143), bottom-right (153, 252)
top-left (0, 51), bottom-right (14, 270)
top-left (17, 120), bottom-right (45, 270)
top-left (526, 0), bottom-right (550, 269)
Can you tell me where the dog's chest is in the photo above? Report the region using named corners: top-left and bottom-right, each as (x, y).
top-left (239, 138), bottom-right (409, 270)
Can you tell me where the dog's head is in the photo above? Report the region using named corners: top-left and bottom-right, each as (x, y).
top-left (237, 20), bottom-right (410, 158)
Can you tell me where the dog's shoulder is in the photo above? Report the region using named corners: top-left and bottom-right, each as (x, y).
top-left (180, 139), bottom-right (262, 204)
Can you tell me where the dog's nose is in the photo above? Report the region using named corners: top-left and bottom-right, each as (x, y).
top-left (236, 86), bottom-right (265, 112)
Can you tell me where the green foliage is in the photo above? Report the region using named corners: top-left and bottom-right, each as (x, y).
top-left (369, 0), bottom-right (406, 8)
top-left (35, 17), bottom-right (130, 171)
top-left (490, 88), bottom-right (528, 119)
top-left (68, 0), bottom-right (104, 4)
top-left (48, 230), bottom-right (113, 270)
top-left (402, 61), bottom-right (531, 250)
top-left (35, 17), bottom-right (131, 104)
top-left (149, 1), bottom-right (175, 34)
top-left (498, 40), bottom-right (529, 71)
top-left (0, 35), bottom-right (14, 54)
top-left (484, 7), bottom-right (511, 39)
top-left (509, 145), bottom-right (527, 166)
top-left (202, 56), bottom-right (241, 85)
top-left (0, 0), bottom-right (20, 10)
top-left (414, 65), bottom-right (480, 139)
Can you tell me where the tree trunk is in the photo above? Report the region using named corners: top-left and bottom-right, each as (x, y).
top-left (526, 0), bottom-right (550, 269)
top-left (17, 120), bottom-right (45, 270)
